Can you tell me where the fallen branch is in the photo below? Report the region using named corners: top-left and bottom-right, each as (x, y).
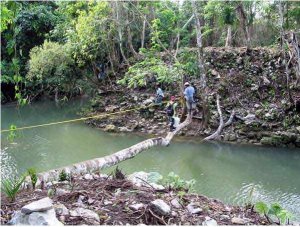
top-left (33, 115), bottom-right (192, 184)
top-left (203, 94), bottom-right (235, 141)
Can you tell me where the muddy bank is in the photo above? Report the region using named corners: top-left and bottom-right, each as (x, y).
top-left (1, 170), bottom-right (270, 225)
top-left (83, 47), bottom-right (300, 148)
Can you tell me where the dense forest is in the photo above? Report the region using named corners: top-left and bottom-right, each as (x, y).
top-left (1, 0), bottom-right (299, 104)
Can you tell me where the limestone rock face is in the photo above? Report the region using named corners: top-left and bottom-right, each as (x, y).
top-left (150, 199), bottom-right (171, 216)
top-left (21, 197), bottom-right (53, 214)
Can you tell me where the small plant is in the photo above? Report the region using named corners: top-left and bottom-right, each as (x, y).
top-left (1, 174), bottom-right (26, 202)
top-left (254, 201), bottom-right (293, 225)
top-left (159, 172), bottom-right (196, 192)
top-left (58, 169), bottom-right (69, 182)
top-left (7, 124), bottom-right (17, 143)
top-left (27, 168), bottom-right (38, 189)
top-left (113, 166), bottom-right (125, 180)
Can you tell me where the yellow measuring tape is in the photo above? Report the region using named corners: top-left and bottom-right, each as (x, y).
top-left (1, 101), bottom-right (169, 133)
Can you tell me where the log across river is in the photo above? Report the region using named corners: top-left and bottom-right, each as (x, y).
top-left (1, 98), bottom-right (300, 220)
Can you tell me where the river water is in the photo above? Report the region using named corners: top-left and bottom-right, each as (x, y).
top-left (1, 99), bottom-right (300, 220)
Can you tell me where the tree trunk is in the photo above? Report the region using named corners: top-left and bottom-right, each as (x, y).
top-left (31, 115), bottom-right (192, 185)
top-left (126, 9), bottom-right (139, 58)
top-left (114, 1), bottom-right (128, 64)
top-left (225, 25), bottom-right (232, 47)
top-left (141, 19), bottom-right (146, 49)
top-left (203, 94), bottom-right (235, 141)
top-left (191, 0), bottom-right (210, 129)
top-left (236, 3), bottom-right (251, 47)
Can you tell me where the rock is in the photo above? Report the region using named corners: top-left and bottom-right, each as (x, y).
top-left (187, 203), bottom-right (203, 214)
top-left (260, 136), bottom-right (282, 146)
top-left (119, 126), bottom-right (132, 132)
top-left (254, 104), bottom-right (260, 108)
top-left (150, 199), bottom-right (171, 216)
top-left (129, 203), bottom-right (144, 211)
top-left (262, 76), bottom-right (270, 85)
top-left (21, 197), bottom-right (53, 214)
top-left (296, 126), bottom-right (300, 133)
top-left (202, 216), bottom-right (217, 226)
top-left (56, 188), bottom-right (70, 196)
top-left (211, 69), bottom-right (220, 79)
top-left (9, 209), bottom-right (62, 225)
top-left (171, 198), bottom-right (181, 209)
top-left (143, 98), bottom-right (154, 105)
top-left (103, 200), bottom-right (113, 205)
top-left (54, 203), bottom-right (69, 216)
top-left (104, 124), bottom-right (116, 132)
top-left (128, 172), bottom-right (165, 189)
top-left (75, 208), bottom-right (100, 224)
top-left (220, 214), bottom-right (230, 220)
top-left (228, 134), bottom-right (236, 141)
top-left (231, 217), bottom-right (249, 225)
top-left (105, 105), bottom-right (118, 112)
top-left (243, 114), bottom-right (257, 125)
top-left (83, 173), bottom-right (93, 180)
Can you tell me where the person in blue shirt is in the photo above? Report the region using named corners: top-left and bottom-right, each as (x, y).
top-left (155, 85), bottom-right (164, 105)
top-left (184, 82), bottom-right (195, 115)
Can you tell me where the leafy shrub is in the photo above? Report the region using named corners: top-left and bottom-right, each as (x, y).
top-left (26, 41), bottom-right (80, 96)
top-left (1, 175), bottom-right (26, 202)
top-left (27, 168), bottom-right (38, 189)
top-left (118, 56), bottom-right (182, 88)
top-left (159, 172), bottom-right (195, 192)
top-left (255, 201), bottom-right (293, 225)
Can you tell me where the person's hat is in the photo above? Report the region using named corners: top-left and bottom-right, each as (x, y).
top-left (170, 96), bottom-right (175, 101)
top-left (184, 82), bottom-right (190, 86)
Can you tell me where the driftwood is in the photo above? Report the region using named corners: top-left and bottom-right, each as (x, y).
top-left (32, 115), bottom-right (193, 184)
top-left (203, 94), bottom-right (235, 141)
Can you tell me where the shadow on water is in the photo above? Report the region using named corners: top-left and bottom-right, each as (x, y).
top-left (1, 98), bottom-right (300, 220)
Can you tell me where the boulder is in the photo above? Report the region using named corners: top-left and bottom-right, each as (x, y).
top-left (21, 197), bottom-right (53, 214)
top-left (56, 188), bottom-right (70, 196)
top-left (104, 124), bottom-right (116, 132)
top-left (119, 126), bottom-right (132, 132)
top-left (202, 216), bottom-right (217, 226)
top-left (74, 208), bottom-right (100, 224)
top-left (129, 203), bottom-right (144, 211)
top-left (54, 203), bottom-right (69, 216)
top-left (260, 136), bottom-right (282, 146)
top-left (83, 173), bottom-right (93, 180)
top-left (187, 203), bottom-right (203, 214)
top-left (150, 199), bottom-right (171, 216)
top-left (9, 209), bottom-right (62, 225)
top-left (171, 198), bottom-right (181, 209)
top-left (231, 217), bottom-right (249, 225)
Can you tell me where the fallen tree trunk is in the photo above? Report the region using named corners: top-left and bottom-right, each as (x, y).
top-left (203, 94), bottom-right (235, 141)
top-left (33, 115), bottom-right (192, 185)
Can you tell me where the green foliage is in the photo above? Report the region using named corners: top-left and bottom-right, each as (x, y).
top-left (118, 56), bottom-right (182, 88)
top-left (159, 172), bottom-right (196, 192)
top-left (27, 41), bottom-right (79, 96)
top-left (1, 174), bottom-right (26, 202)
top-left (27, 168), bottom-right (38, 189)
top-left (254, 201), bottom-right (293, 225)
top-left (0, 2), bottom-right (14, 32)
top-left (7, 124), bottom-right (17, 143)
top-left (58, 169), bottom-right (69, 182)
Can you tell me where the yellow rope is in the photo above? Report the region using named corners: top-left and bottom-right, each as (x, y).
top-left (1, 101), bottom-right (168, 133)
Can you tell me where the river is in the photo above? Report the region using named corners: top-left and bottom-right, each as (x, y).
top-left (1, 98), bottom-right (300, 220)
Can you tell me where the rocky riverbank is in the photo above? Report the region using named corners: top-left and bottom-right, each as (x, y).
top-left (1, 170), bottom-right (270, 225)
top-left (83, 47), bottom-right (300, 148)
